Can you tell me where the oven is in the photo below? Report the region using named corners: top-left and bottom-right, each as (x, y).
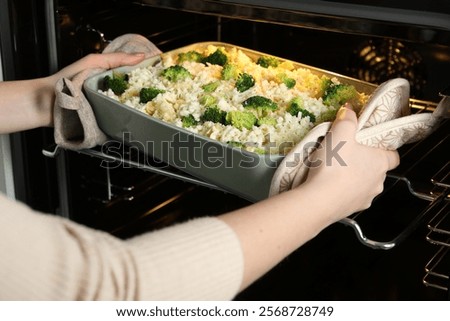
top-left (1, 0), bottom-right (449, 300)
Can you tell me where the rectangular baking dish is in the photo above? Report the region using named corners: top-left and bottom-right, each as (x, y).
top-left (83, 42), bottom-right (377, 202)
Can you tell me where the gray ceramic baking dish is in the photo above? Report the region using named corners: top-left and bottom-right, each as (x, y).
top-left (83, 42), bottom-right (376, 202)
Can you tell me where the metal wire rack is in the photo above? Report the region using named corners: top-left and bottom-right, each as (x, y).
top-left (423, 165), bottom-right (450, 292)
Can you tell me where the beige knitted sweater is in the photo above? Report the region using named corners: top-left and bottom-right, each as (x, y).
top-left (0, 193), bottom-right (244, 300)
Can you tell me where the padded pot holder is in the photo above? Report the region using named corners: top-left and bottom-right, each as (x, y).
top-left (270, 78), bottom-right (449, 196)
top-left (54, 34), bottom-right (162, 150)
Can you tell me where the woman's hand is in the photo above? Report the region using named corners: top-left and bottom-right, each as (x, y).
top-left (304, 103), bottom-right (400, 225)
top-left (0, 52), bottom-right (147, 134)
top-left (52, 52), bottom-right (147, 82)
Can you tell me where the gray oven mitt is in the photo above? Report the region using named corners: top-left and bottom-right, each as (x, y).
top-left (53, 34), bottom-right (162, 150)
top-left (270, 78), bottom-right (449, 196)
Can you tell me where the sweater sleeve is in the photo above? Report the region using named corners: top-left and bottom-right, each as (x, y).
top-left (0, 193), bottom-right (244, 300)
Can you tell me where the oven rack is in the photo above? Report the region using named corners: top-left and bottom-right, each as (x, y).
top-left (423, 176), bottom-right (450, 292)
top-left (42, 98), bottom-right (443, 250)
top-left (423, 245), bottom-right (450, 292)
top-left (341, 178), bottom-right (447, 250)
top-left (42, 144), bottom-right (228, 202)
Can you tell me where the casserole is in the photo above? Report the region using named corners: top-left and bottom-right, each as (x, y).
top-left (83, 42), bottom-right (376, 201)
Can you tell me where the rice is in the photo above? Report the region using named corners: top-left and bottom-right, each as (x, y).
top-left (100, 44), bottom-right (368, 154)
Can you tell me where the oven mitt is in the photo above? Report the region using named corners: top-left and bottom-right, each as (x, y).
top-left (270, 78), bottom-right (448, 196)
top-left (53, 34), bottom-right (162, 150)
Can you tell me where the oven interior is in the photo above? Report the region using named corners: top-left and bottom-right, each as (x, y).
top-left (48, 0), bottom-right (450, 299)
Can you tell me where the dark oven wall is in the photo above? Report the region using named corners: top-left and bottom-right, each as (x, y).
top-left (56, 0), bottom-right (219, 67)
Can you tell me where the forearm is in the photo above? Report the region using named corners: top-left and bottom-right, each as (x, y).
top-left (0, 52), bottom-right (147, 135)
top-left (219, 181), bottom-right (338, 291)
top-left (0, 76), bottom-right (56, 133)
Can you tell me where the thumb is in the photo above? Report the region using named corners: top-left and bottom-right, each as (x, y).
top-left (329, 103), bottom-right (358, 140)
top-left (333, 103), bottom-right (400, 171)
top-left (101, 52), bottom-right (147, 70)
top-left (54, 52), bottom-right (148, 81)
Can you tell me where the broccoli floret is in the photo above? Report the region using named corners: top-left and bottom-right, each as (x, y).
top-left (319, 77), bottom-right (333, 97)
top-left (221, 63), bottom-right (239, 80)
top-left (322, 83), bottom-right (358, 108)
top-left (178, 50), bottom-right (204, 63)
top-left (257, 116), bottom-right (277, 127)
top-left (256, 56), bottom-right (280, 68)
top-left (199, 94), bottom-right (217, 108)
top-left (287, 97), bottom-right (304, 116)
top-left (112, 71), bottom-right (128, 82)
top-left (200, 106), bottom-right (227, 124)
top-left (235, 73), bottom-right (255, 93)
top-left (242, 95), bottom-right (278, 111)
top-left (181, 114), bottom-right (198, 128)
top-left (251, 147), bottom-right (267, 155)
top-left (103, 72), bottom-right (129, 95)
top-left (160, 65), bottom-right (192, 82)
top-left (298, 109), bottom-right (316, 123)
top-left (225, 111), bottom-right (257, 130)
top-left (287, 97), bottom-right (316, 123)
top-left (202, 81), bottom-right (220, 93)
top-left (139, 87), bottom-right (166, 104)
top-left (283, 78), bottom-right (296, 89)
top-left (227, 141), bottom-right (266, 154)
top-left (202, 49), bottom-right (228, 66)
top-left (278, 74), bottom-right (296, 89)
top-left (227, 141), bottom-right (245, 148)
top-left (316, 108), bottom-right (339, 123)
